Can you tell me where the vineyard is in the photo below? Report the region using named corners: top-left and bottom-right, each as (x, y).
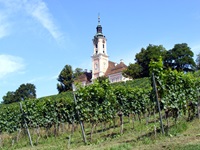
top-left (0, 65), bottom-right (200, 149)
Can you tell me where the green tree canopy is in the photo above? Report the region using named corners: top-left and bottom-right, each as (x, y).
top-left (57, 65), bottom-right (73, 93)
top-left (164, 43), bottom-right (196, 72)
top-left (124, 44), bottom-right (166, 78)
top-left (2, 91), bottom-right (15, 104)
top-left (73, 68), bottom-right (84, 79)
top-left (15, 83), bottom-right (36, 101)
top-left (123, 63), bottom-right (143, 79)
top-left (2, 83), bottom-right (36, 104)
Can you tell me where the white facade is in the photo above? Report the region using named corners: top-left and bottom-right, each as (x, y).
top-left (108, 72), bottom-right (130, 83)
top-left (91, 17), bottom-right (109, 80)
top-left (91, 17), bottom-right (130, 83)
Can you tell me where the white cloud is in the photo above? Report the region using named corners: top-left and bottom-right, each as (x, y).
top-left (25, 0), bottom-right (63, 42)
top-left (0, 55), bottom-right (25, 79)
top-left (0, 0), bottom-right (63, 42)
top-left (0, 13), bottom-right (10, 38)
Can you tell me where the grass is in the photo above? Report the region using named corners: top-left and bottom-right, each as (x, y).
top-left (1, 116), bottom-right (200, 150)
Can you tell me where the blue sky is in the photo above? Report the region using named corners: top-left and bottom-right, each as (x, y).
top-left (0, 0), bottom-right (200, 102)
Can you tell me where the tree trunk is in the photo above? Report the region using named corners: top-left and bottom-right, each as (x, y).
top-left (16, 129), bottom-right (21, 142)
top-left (117, 110), bottom-right (124, 134)
top-left (119, 112), bottom-right (123, 135)
top-left (132, 116), bottom-right (135, 129)
top-left (67, 135), bottom-right (71, 149)
top-left (71, 121), bottom-right (75, 135)
top-left (138, 114), bottom-right (141, 123)
top-left (113, 117), bottom-right (116, 129)
top-left (153, 109), bottom-right (156, 124)
top-left (198, 101), bottom-right (200, 120)
top-left (90, 123), bottom-right (96, 142)
top-left (0, 133), bottom-right (2, 148)
top-left (145, 112), bottom-right (149, 125)
top-left (36, 126), bottom-right (40, 145)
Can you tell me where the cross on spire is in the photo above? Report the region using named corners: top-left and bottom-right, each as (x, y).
top-left (98, 13), bottom-right (100, 25)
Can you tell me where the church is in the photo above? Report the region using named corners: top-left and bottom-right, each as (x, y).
top-left (76, 17), bottom-right (130, 85)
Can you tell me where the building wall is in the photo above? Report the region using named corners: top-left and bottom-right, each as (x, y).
top-left (108, 72), bottom-right (130, 83)
top-left (93, 38), bottom-right (107, 55)
top-left (92, 35), bottom-right (108, 79)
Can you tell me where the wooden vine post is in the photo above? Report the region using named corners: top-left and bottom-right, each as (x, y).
top-left (197, 91), bottom-right (200, 119)
top-left (118, 111), bottom-right (123, 134)
top-left (152, 73), bottom-right (165, 134)
top-left (72, 85), bottom-right (87, 144)
top-left (197, 102), bottom-right (200, 120)
top-left (197, 89), bottom-right (200, 120)
top-left (19, 102), bottom-right (33, 147)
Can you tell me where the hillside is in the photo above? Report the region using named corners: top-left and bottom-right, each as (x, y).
top-left (0, 75), bottom-right (199, 150)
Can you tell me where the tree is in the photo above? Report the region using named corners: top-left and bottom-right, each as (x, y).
top-left (164, 43), bottom-right (196, 72)
top-left (2, 83), bottom-right (36, 104)
top-left (15, 83), bottom-right (36, 101)
top-left (123, 63), bottom-right (143, 79)
top-left (96, 76), bottom-right (109, 84)
top-left (73, 68), bottom-right (84, 79)
top-left (57, 65), bottom-right (73, 93)
top-left (130, 44), bottom-right (166, 77)
top-left (196, 53), bottom-right (200, 70)
top-left (2, 91), bottom-right (15, 104)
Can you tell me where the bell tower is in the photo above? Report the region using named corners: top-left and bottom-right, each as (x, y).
top-left (92, 16), bottom-right (109, 79)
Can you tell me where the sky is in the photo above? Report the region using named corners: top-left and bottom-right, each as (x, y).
top-left (0, 0), bottom-right (200, 102)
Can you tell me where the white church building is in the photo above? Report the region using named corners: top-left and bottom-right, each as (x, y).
top-left (76, 17), bottom-right (130, 85)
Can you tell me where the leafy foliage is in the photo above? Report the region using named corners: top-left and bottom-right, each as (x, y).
top-left (57, 65), bottom-right (74, 93)
top-left (75, 79), bottom-right (117, 123)
top-left (123, 63), bottom-right (143, 79)
top-left (112, 77), bottom-right (151, 89)
top-left (2, 91), bottom-right (15, 104)
top-left (149, 58), bottom-right (199, 120)
top-left (0, 92), bottom-right (74, 133)
top-left (2, 83), bottom-right (36, 104)
top-left (57, 65), bottom-right (85, 93)
top-left (73, 68), bottom-right (84, 79)
top-left (0, 72), bottom-right (199, 137)
top-left (15, 83), bottom-right (36, 101)
top-left (134, 44), bottom-right (167, 77)
top-left (164, 43), bottom-right (196, 72)
top-left (125, 43), bottom-right (196, 79)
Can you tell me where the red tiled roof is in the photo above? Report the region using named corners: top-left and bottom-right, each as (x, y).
top-left (74, 72), bottom-right (92, 83)
top-left (105, 61), bottom-right (127, 76)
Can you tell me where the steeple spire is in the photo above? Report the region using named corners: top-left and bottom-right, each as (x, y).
top-left (98, 14), bottom-right (100, 25)
top-left (92, 16), bottom-right (108, 79)
top-left (96, 14), bottom-right (103, 35)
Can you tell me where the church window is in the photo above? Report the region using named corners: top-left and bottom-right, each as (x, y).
top-left (103, 44), bottom-right (104, 48)
top-left (96, 44), bottom-right (98, 48)
top-left (103, 50), bottom-right (105, 54)
top-left (96, 50), bottom-right (98, 54)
